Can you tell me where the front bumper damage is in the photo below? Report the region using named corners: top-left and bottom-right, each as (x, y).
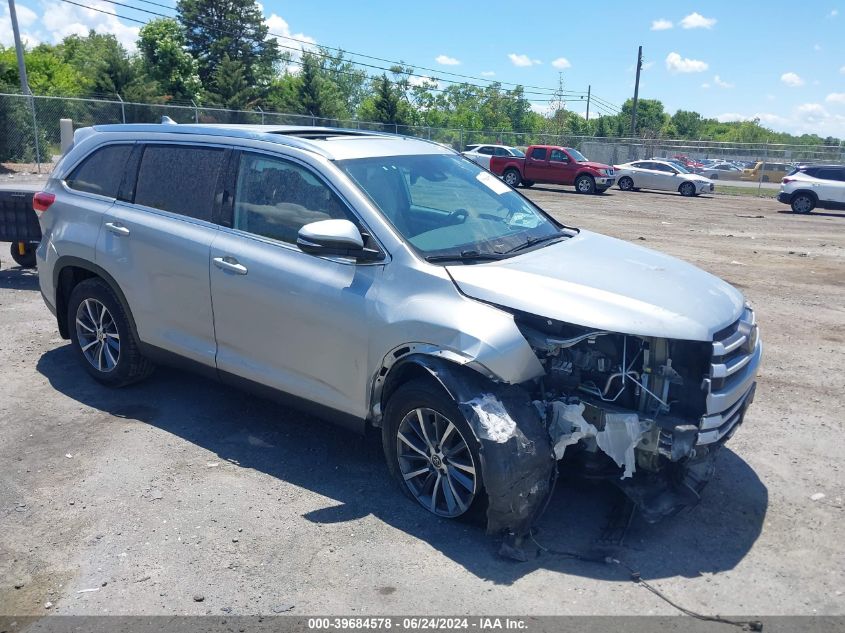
top-left (402, 308), bottom-right (761, 557)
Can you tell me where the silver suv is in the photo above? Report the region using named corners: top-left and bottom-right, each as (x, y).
top-left (35, 123), bottom-right (762, 540)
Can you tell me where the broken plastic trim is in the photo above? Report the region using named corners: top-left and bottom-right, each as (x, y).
top-left (396, 354), bottom-right (556, 538)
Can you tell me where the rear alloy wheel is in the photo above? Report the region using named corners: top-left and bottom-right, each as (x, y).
top-left (68, 278), bottom-right (154, 387)
top-left (790, 193), bottom-right (815, 214)
top-left (575, 174), bottom-right (596, 194)
top-left (9, 242), bottom-right (36, 268)
top-left (383, 380), bottom-right (482, 519)
top-left (710, 173), bottom-right (719, 180)
top-left (618, 176), bottom-right (634, 191)
top-left (503, 169), bottom-right (521, 187)
top-left (679, 182), bottom-right (696, 197)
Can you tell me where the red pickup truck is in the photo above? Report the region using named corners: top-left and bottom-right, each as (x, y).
top-left (489, 145), bottom-right (615, 194)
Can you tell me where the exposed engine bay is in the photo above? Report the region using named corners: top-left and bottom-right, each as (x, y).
top-left (511, 308), bottom-right (758, 523)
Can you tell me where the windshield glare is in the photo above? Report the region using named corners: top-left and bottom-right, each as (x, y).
top-left (338, 154), bottom-right (563, 260)
top-left (565, 148), bottom-right (588, 162)
top-left (673, 163), bottom-right (691, 173)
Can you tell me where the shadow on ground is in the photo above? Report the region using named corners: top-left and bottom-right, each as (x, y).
top-left (0, 264), bottom-right (39, 290)
top-left (36, 344), bottom-right (768, 585)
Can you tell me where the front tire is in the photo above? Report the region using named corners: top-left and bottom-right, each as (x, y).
top-left (618, 176), bottom-right (634, 191)
top-left (502, 169), bottom-right (521, 188)
top-left (10, 242), bottom-right (36, 268)
top-left (679, 182), bottom-right (696, 197)
top-left (383, 380), bottom-right (483, 519)
top-left (67, 278), bottom-right (154, 387)
top-left (575, 174), bottom-right (596, 194)
top-left (790, 193), bottom-right (815, 214)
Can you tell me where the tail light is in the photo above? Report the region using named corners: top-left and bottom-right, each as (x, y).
top-left (782, 178), bottom-right (795, 184)
top-left (33, 191), bottom-right (55, 214)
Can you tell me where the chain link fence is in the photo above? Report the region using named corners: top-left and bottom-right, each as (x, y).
top-left (2, 92), bottom-right (844, 173)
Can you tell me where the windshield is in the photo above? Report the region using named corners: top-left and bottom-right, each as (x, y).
top-left (510, 148), bottom-right (526, 157)
top-left (565, 148), bottom-right (588, 162)
top-left (338, 154), bottom-right (566, 261)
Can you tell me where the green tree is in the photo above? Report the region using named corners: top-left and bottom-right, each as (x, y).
top-left (671, 110), bottom-right (703, 138)
top-left (594, 115), bottom-right (608, 137)
top-left (621, 98), bottom-right (667, 136)
top-left (360, 74), bottom-right (411, 126)
top-left (205, 53), bottom-right (252, 111)
top-left (177, 0), bottom-right (279, 87)
top-left (0, 44), bottom-right (88, 95)
top-left (59, 32), bottom-right (135, 96)
top-left (137, 18), bottom-right (201, 102)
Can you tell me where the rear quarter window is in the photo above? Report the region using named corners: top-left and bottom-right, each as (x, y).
top-left (134, 145), bottom-right (225, 221)
top-left (530, 148), bottom-right (547, 160)
top-left (66, 144), bottom-right (134, 198)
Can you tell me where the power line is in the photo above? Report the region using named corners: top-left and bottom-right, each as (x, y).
top-left (89, 0), bottom-right (611, 103)
top-left (56, 0), bottom-right (622, 110)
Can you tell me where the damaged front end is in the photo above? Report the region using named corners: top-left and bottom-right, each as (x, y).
top-left (516, 306), bottom-right (762, 523)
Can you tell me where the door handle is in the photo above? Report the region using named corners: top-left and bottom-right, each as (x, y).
top-left (213, 256), bottom-right (248, 275)
top-left (105, 222), bottom-right (130, 237)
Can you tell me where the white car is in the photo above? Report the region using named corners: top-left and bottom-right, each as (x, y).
top-left (698, 162), bottom-right (744, 180)
top-left (777, 164), bottom-right (845, 213)
top-left (615, 160), bottom-right (715, 196)
top-left (462, 144), bottom-right (525, 170)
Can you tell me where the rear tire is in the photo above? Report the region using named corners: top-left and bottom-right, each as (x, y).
top-left (67, 278), bottom-right (154, 387)
top-left (575, 174), bottom-right (596, 194)
top-left (618, 176), bottom-right (634, 191)
top-left (679, 182), bottom-right (696, 197)
top-left (502, 169), bottom-right (521, 188)
top-left (521, 180), bottom-right (534, 188)
top-left (790, 193), bottom-right (815, 214)
top-left (383, 380), bottom-right (484, 520)
top-left (10, 243), bottom-right (36, 268)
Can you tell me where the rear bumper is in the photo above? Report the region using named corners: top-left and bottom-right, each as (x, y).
top-left (777, 192), bottom-right (791, 204)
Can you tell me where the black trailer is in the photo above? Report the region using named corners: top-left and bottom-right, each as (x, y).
top-left (0, 188), bottom-right (40, 269)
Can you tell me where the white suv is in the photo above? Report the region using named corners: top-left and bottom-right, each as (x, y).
top-left (778, 165), bottom-right (845, 213)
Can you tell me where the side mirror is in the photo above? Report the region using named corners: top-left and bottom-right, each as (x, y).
top-left (297, 219), bottom-right (383, 261)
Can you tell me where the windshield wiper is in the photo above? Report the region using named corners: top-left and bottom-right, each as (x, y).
top-left (504, 233), bottom-right (568, 254)
top-left (425, 250), bottom-right (506, 263)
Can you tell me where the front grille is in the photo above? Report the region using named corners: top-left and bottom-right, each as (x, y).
top-left (698, 307), bottom-right (762, 444)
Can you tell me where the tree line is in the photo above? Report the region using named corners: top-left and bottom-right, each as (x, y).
top-left (0, 0), bottom-right (839, 155)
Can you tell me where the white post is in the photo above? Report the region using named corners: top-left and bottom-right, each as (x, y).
top-left (60, 118), bottom-right (73, 154)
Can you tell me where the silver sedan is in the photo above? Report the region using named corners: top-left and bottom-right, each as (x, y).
top-left (615, 159), bottom-right (715, 196)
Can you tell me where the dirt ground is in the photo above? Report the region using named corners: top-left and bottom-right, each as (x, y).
top-left (1, 187), bottom-right (843, 618)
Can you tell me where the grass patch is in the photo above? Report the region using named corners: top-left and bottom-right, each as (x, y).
top-left (714, 185), bottom-right (778, 199)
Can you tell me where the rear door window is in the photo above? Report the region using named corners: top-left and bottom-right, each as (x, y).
top-left (816, 168), bottom-right (845, 181)
top-left (66, 144), bottom-right (134, 198)
top-left (134, 145), bottom-right (225, 221)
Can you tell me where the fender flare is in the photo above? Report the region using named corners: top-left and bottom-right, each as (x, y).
top-left (375, 350), bottom-right (556, 539)
top-left (52, 256), bottom-right (139, 341)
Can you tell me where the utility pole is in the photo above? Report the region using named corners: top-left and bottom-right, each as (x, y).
top-left (585, 85), bottom-right (591, 122)
top-left (630, 46), bottom-right (642, 137)
top-left (7, 0), bottom-right (31, 94)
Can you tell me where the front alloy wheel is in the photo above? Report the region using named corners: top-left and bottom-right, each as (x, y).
top-left (75, 298), bottom-right (120, 372)
top-left (396, 407), bottom-right (478, 518)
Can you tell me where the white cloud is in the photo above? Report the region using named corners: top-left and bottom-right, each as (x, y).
top-left (701, 83), bottom-right (711, 89)
top-left (713, 75), bottom-right (734, 88)
top-left (407, 75), bottom-right (438, 89)
top-left (715, 105), bottom-right (845, 136)
top-left (265, 13), bottom-right (316, 72)
top-left (780, 72), bottom-right (805, 87)
top-left (826, 92), bottom-right (845, 104)
top-left (680, 12), bottom-right (717, 29)
top-left (40, 0), bottom-right (139, 51)
top-left (508, 53), bottom-right (541, 67)
top-left (766, 94), bottom-right (776, 101)
top-left (841, 65), bottom-right (845, 74)
top-left (665, 52), bottom-right (708, 73)
top-left (551, 57), bottom-right (571, 69)
top-left (435, 54), bottom-right (460, 66)
top-left (480, 71), bottom-right (495, 77)
top-left (814, 43), bottom-right (822, 51)
top-left (0, 3), bottom-right (39, 46)
top-left (651, 18), bottom-right (673, 30)
top-left (642, 61), bottom-right (655, 70)
top-left (830, 8), bottom-right (839, 16)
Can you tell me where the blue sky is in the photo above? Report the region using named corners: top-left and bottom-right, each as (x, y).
top-left (3, 0), bottom-right (844, 136)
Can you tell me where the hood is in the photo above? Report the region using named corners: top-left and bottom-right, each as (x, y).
top-left (446, 230), bottom-right (744, 341)
top-left (687, 173), bottom-right (713, 183)
top-left (578, 161), bottom-right (612, 171)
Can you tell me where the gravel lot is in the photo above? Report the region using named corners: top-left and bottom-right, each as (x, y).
top-left (1, 187), bottom-right (843, 618)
